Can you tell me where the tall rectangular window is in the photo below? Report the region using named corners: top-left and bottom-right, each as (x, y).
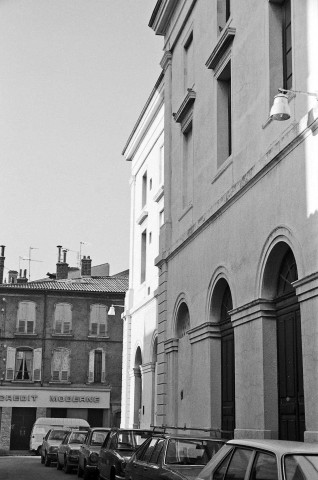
top-left (182, 123), bottom-right (193, 208)
top-left (269, 0), bottom-right (292, 102)
top-left (283, 0), bottom-right (292, 90)
top-left (141, 229), bottom-right (147, 283)
top-left (217, 61), bottom-right (232, 167)
top-left (159, 144), bottom-right (164, 185)
top-left (184, 32), bottom-right (194, 92)
top-left (218, 0), bottom-right (231, 32)
top-left (142, 171), bottom-right (147, 208)
top-left (94, 350), bottom-right (102, 383)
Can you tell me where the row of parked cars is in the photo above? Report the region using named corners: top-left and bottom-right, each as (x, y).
top-left (39, 424), bottom-right (318, 480)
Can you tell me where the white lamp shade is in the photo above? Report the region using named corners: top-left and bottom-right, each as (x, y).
top-left (270, 93), bottom-right (291, 121)
top-left (108, 305), bottom-right (115, 315)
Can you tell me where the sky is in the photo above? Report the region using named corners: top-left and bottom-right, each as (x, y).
top-left (0, 0), bottom-right (163, 280)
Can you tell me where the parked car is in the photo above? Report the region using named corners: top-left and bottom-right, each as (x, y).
top-left (41, 428), bottom-right (70, 466)
top-left (77, 427), bottom-right (110, 479)
top-left (56, 429), bottom-right (88, 473)
top-left (98, 428), bottom-right (152, 480)
top-left (124, 430), bottom-right (224, 480)
top-left (195, 439), bottom-right (318, 480)
top-left (30, 417), bottom-right (89, 455)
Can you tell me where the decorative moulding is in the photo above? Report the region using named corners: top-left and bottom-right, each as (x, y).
top-left (153, 185), bottom-right (164, 203)
top-left (205, 26), bottom-right (236, 70)
top-left (172, 88), bottom-right (196, 125)
top-left (136, 209), bottom-right (148, 225)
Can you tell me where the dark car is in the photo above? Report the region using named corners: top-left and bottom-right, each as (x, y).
top-left (195, 439), bottom-right (318, 480)
top-left (77, 427), bottom-right (110, 479)
top-left (125, 431), bottom-right (224, 480)
top-left (41, 428), bottom-right (70, 466)
top-left (57, 429), bottom-right (88, 473)
top-left (98, 428), bottom-right (152, 480)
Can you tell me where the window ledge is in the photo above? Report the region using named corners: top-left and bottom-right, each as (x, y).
top-left (51, 333), bottom-right (74, 338)
top-left (153, 185), bottom-right (164, 202)
top-left (178, 203), bottom-right (193, 222)
top-left (173, 89), bottom-right (196, 125)
top-left (211, 156), bottom-right (233, 184)
top-left (49, 381), bottom-right (71, 385)
top-left (11, 380), bottom-right (35, 384)
top-left (206, 26), bottom-right (236, 70)
top-left (87, 335), bottom-right (109, 339)
top-left (14, 332), bottom-right (37, 337)
top-left (136, 209), bottom-right (148, 225)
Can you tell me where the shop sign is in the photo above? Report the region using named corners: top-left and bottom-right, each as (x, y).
top-left (0, 389), bottom-right (110, 408)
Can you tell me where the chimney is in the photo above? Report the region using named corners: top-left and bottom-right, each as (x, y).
top-left (0, 245), bottom-right (5, 284)
top-left (81, 255), bottom-right (92, 277)
top-left (8, 270), bottom-right (18, 284)
top-left (17, 269), bottom-right (28, 284)
top-left (56, 247), bottom-right (69, 280)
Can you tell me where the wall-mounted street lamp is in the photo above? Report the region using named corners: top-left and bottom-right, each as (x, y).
top-left (108, 305), bottom-right (125, 316)
top-left (270, 88), bottom-right (318, 121)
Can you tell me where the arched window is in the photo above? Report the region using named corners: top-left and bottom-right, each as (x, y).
top-left (17, 301), bottom-right (36, 334)
top-left (277, 249), bottom-right (298, 297)
top-left (89, 304), bottom-right (108, 337)
top-left (54, 303), bottom-right (72, 334)
top-left (176, 302), bottom-right (190, 338)
top-left (51, 348), bottom-right (71, 382)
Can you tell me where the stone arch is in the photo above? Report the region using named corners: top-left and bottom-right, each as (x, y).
top-left (207, 266), bottom-right (235, 322)
top-left (257, 226), bottom-right (304, 300)
top-left (132, 346), bottom-right (142, 428)
top-left (172, 293), bottom-right (191, 338)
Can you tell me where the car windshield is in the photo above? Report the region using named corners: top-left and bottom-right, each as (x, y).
top-left (90, 431), bottom-right (108, 446)
top-left (284, 454), bottom-right (318, 480)
top-left (49, 430), bottom-right (68, 440)
top-left (117, 431), bottom-right (150, 449)
top-left (165, 438), bottom-right (224, 466)
top-left (69, 432), bottom-right (87, 444)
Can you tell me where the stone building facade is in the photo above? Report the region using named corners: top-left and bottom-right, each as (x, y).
top-left (0, 248), bottom-right (128, 451)
top-left (149, 0), bottom-right (318, 442)
top-left (121, 74), bottom-right (164, 429)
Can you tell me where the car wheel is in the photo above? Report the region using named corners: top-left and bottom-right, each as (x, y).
top-left (63, 456), bottom-right (72, 474)
top-left (56, 456), bottom-right (63, 470)
top-left (44, 452), bottom-right (51, 467)
top-left (77, 463), bottom-right (84, 478)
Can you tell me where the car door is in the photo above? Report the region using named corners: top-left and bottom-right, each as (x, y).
top-left (98, 431), bottom-right (113, 479)
top-left (58, 432), bottom-right (69, 463)
top-left (142, 438), bottom-right (166, 480)
top-left (79, 431), bottom-right (91, 469)
top-left (134, 437), bottom-right (161, 480)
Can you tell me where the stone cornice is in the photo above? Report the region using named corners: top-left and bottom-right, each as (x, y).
top-left (188, 322), bottom-right (221, 344)
top-left (230, 299), bottom-right (276, 328)
top-left (160, 51), bottom-right (172, 72)
top-left (140, 362), bottom-right (156, 374)
top-left (205, 26), bottom-right (236, 70)
top-left (293, 272), bottom-right (318, 302)
top-left (164, 338), bottom-right (179, 353)
top-left (173, 89), bottom-right (196, 125)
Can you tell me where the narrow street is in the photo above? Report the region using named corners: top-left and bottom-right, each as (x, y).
top-left (0, 456), bottom-right (77, 480)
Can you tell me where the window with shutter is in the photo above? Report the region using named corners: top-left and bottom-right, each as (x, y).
top-left (17, 301), bottom-right (36, 333)
top-left (91, 323), bottom-right (98, 335)
top-left (51, 348), bottom-right (70, 382)
top-left (6, 347), bottom-right (16, 380)
top-left (54, 303), bottom-right (72, 334)
top-left (88, 350), bottom-right (95, 383)
top-left (33, 348), bottom-right (42, 381)
top-left (99, 324), bottom-right (106, 336)
top-left (90, 304), bottom-right (107, 337)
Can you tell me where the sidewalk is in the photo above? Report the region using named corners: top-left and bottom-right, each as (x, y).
top-left (0, 450), bottom-right (34, 456)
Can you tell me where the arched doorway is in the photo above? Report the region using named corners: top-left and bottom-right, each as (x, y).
top-left (175, 301), bottom-right (191, 426)
top-left (220, 285), bottom-right (235, 439)
top-left (133, 347), bottom-right (142, 428)
top-left (276, 249), bottom-right (304, 441)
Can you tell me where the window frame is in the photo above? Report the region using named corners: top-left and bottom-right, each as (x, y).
top-left (16, 301), bottom-right (36, 334)
top-left (51, 347), bottom-right (71, 383)
top-left (89, 303), bottom-right (108, 337)
top-left (53, 302), bottom-right (72, 335)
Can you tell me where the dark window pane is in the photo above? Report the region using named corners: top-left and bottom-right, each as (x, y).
top-left (225, 448), bottom-right (253, 480)
top-left (214, 452), bottom-right (232, 480)
top-left (149, 438), bottom-right (165, 464)
top-left (250, 452), bottom-right (278, 480)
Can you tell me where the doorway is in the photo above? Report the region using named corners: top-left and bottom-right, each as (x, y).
top-left (10, 407), bottom-right (36, 450)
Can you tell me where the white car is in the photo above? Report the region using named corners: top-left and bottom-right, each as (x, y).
top-left (196, 439), bottom-right (318, 480)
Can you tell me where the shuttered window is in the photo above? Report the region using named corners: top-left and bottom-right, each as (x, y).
top-left (17, 302), bottom-right (36, 334)
top-left (51, 348), bottom-right (70, 382)
top-left (5, 347), bottom-right (42, 382)
top-left (89, 304), bottom-right (107, 336)
top-left (88, 349), bottom-right (106, 384)
top-left (54, 303), bottom-right (72, 334)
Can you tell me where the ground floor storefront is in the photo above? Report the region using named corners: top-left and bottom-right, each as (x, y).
top-left (0, 386), bottom-right (115, 451)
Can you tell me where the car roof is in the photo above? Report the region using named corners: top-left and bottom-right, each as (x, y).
top-left (89, 427), bottom-right (110, 431)
top-left (149, 432), bottom-right (224, 441)
top-left (227, 439), bottom-right (318, 454)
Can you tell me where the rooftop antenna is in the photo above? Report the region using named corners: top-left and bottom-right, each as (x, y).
top-left (79, 241), bottom-right (91, 267)
top-left (20, 247), bottom-right (43, 281)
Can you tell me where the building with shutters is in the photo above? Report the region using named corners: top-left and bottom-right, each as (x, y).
top-left (0, 247), bottom-right (128, 451)
top-left (148, 0), bottom-right (318, 443)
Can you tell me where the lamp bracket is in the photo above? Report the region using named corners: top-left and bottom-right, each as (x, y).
top-left (278, 88), bottom-right (318, 100)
